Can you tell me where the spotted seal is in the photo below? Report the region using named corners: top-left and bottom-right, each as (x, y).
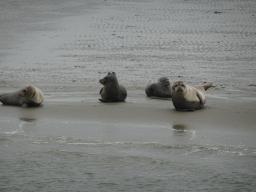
top-left (171, 81), bottom-right (212, 111)
top-left (99, 72), bottom-right (127, 102)
top-left (145, 77), bottom-right (172, 98)
top-left (0, 86), bottom-right (44, 107)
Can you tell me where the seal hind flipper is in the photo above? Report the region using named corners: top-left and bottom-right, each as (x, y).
top-left (202, 82), bottom-right (213, 91)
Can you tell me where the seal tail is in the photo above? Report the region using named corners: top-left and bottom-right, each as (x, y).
top-left (202, 82), bottom-right (213, 91)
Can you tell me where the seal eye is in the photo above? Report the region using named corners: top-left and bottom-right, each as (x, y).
top-left (181, 84), bottom-right (185, 87)
top-left (23, 90), bottom-right (26, 93)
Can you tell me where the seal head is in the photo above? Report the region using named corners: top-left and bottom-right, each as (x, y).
top-left (19, 86), bottom-right (44, 105)
top-left (158, 77), bottom-right (171, 87)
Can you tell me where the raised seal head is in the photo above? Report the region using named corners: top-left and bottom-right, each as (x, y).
top-left (99, 75), bottom-right (118, 87)
top-left (172, 81), bottom-right (186, 93)
top-left (158, 77), bottom-right (170, 87)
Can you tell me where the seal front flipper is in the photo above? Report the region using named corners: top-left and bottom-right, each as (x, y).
top-left (99, 87), bottom-right (103, 94)
top-left (99, 99), bottom-right (113, 102)
top-left (196, 90), bottom-right (205, 105)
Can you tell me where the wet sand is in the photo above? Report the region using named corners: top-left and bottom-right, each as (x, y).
top-left (0, 89), bottom-right (256, 147)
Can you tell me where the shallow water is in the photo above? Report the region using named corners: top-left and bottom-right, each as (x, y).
top-left (1, 117), bottom-right (256, 191)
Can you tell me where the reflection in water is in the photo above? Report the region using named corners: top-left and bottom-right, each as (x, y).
top-left (172, 124), bottom-right (188, 139)
top-left (172, 124), bottom-right (197, 140)
top-left (172, 124), bottom-right (187, 132)
top-left (19, 118), bottom-right (37, 123)
top-left (18, 118), bottom-right (37, 136)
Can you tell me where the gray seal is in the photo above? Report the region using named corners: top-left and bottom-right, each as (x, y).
top-left (171, 81), bottom-right (212, 111)
top-left (99, 73), bottom-right (127, 102)
top-left (0, 86), bottom-right (44, 107)
top-left (145, 77), bottom-right (172, 98)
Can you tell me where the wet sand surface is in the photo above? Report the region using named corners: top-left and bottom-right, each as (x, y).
top-left (0, 0), bottom-right (256, 191)
top-left (1, 92), bottom-right (256, 146)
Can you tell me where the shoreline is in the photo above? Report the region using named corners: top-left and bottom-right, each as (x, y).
top-left (1, 89), bottom-right (255, 147)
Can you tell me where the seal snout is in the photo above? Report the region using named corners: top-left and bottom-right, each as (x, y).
top-left (177, 87), bottom-right (183, 92)
top-left (164, 81), bottom-right (170, 86)
top-left (99, 79), bottom-right (105, 85)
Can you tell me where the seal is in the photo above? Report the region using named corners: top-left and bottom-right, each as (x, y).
top-left (171, 81), bottom-right (212, 111)
top-left (0, 86), bottom-right (44, 107)
top-left (99, 73), bottom-right (127, 102)
top-left (145, 77), bottom-right (172, 98)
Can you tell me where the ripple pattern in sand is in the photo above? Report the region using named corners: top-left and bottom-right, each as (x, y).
top-left (0, 0), bottom-right (255, 95)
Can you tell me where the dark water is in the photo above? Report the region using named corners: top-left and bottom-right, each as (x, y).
top-left (1, 118), bottom-right (256, 192)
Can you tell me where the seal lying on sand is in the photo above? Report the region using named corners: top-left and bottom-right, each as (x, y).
top-left (171, 81), bottom-right (212, 111)
top-left (99, 72), bottom-right (127, 102)
top-left (145, 77), bottom-right (172, 98)
top-left (0, 86), bottom-right (44, 107)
